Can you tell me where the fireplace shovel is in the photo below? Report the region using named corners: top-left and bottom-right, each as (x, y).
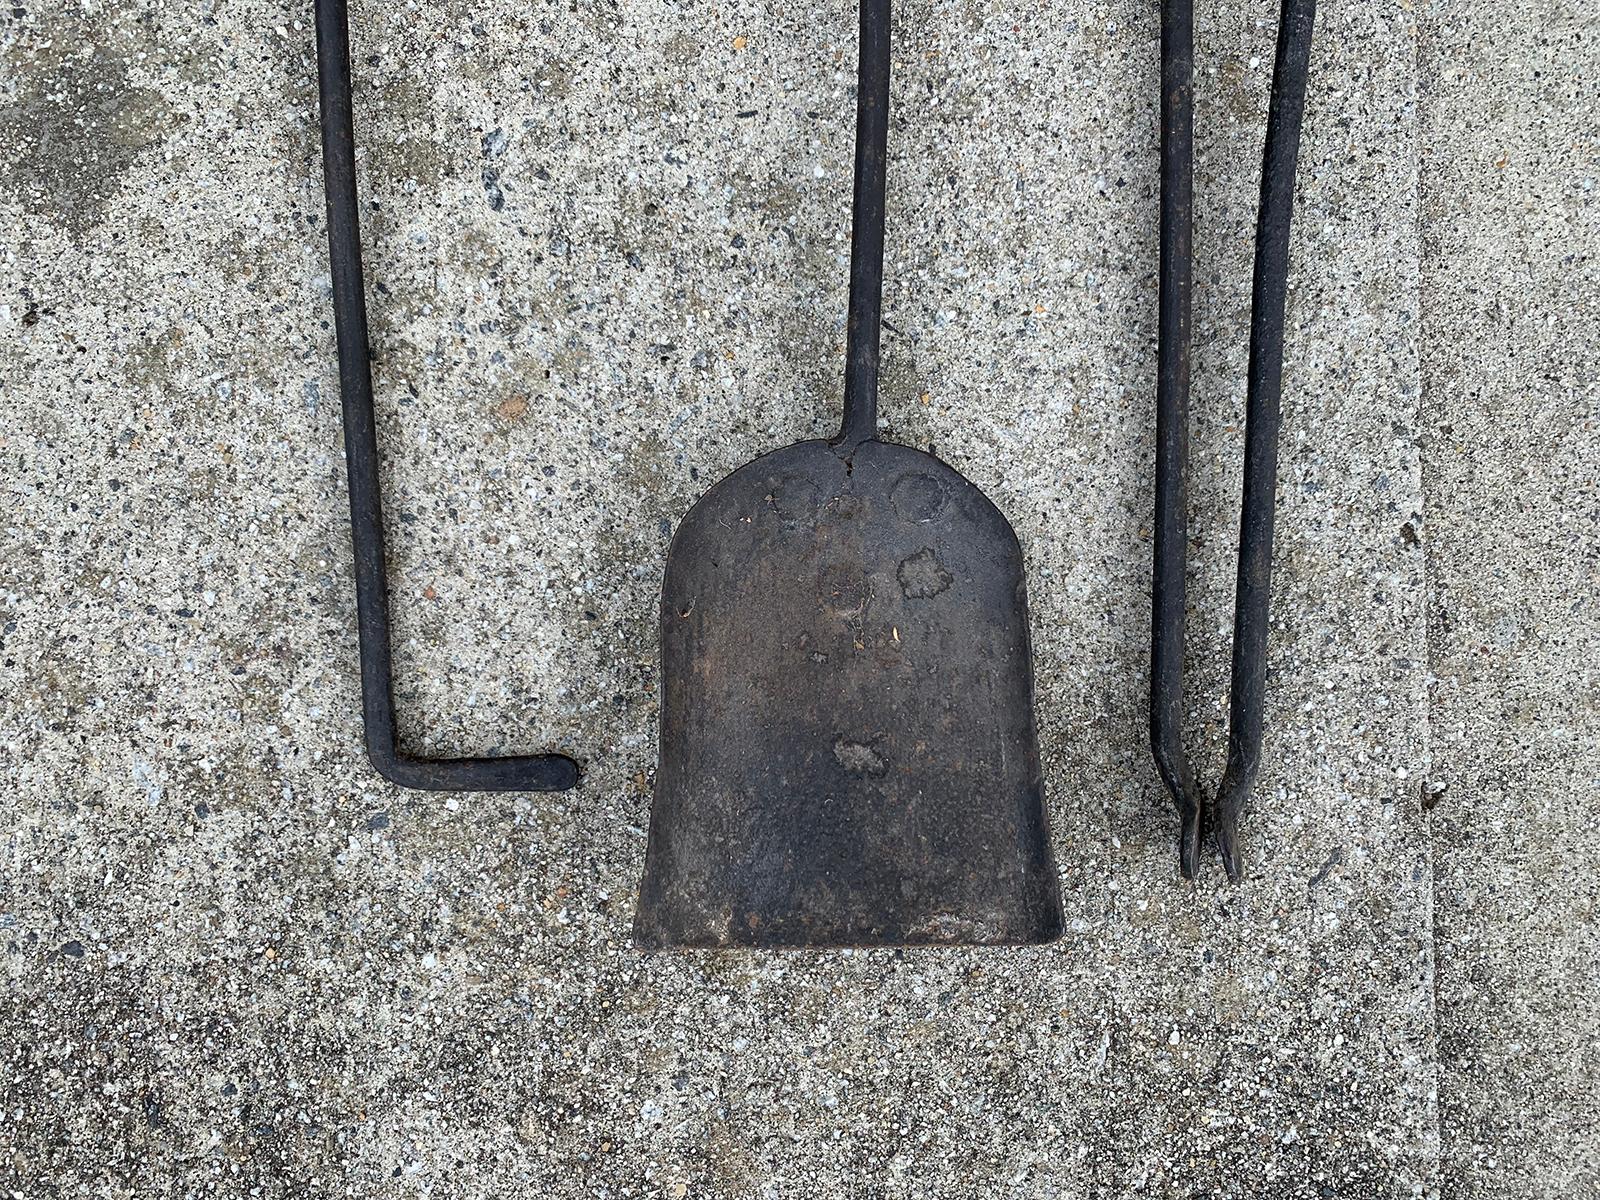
top-left (634, 0), bottom-right (1062, 948)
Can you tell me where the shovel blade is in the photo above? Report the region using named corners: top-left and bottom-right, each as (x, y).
top-left (636, 438), bottom-right (1061, 948)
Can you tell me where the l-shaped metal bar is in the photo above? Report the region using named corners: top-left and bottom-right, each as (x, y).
top-left (315, 0), bottom-right (579, 791)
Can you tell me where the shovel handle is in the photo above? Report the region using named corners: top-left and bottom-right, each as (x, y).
top-left (837, 0), bottom-right (892, 449)
top-left (1152, 0), bottom-right (1316, 879)
top-left (315, 0), bottom-right (579, 792)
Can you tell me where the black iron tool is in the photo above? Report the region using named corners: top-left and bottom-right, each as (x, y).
top-left (315, 0), bottom-right (578, 791)
top-left (635, 0), bottom-right (1062, 948)
top-left (1151, 0), bottom-right (1316, 880)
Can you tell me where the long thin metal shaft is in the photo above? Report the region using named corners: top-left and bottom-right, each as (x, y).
top-left (835, 0), bottom-right (891, 449)
top-left (1152, 0), bottom-right (1315, 880)
top-left (315, 0), bottom-right (578, 791)
top-left (1152, 0), bottom-right (1202, 878)
top-left (1214, 0), bottom-right (1316, 880)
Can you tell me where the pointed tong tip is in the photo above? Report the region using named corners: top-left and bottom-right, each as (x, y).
top-left (1216, 817), bottom-right (1244, 884)
top-left (1178, 806), bottom-right (1201, 880)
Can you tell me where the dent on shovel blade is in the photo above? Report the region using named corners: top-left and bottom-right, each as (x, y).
top-left (636, 438), bottom-right (1062, 948)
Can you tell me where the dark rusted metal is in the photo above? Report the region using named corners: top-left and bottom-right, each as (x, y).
top-left (635, 0), bottom-right (1061, 948)
top-left (315, 0), bottom-right (578, 792)
top-left (1151, 0), bottom-right (1316, 881)
top-left (1152, 0), bottom-right (1200, 879)
top-left (637, 440), bottom-right (1062, 947)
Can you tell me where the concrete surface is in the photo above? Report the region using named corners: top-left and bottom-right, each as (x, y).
top-left (1419, 2), bottom-right (1600, 1196)
top-left (0, 0), bottom-right (1591, 1196)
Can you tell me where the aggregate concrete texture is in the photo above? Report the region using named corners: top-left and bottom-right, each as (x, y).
top-left (0, 0), bottom-right (1592, 1196)
top-left (1419, 2), bottom-right (1600, 1196)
